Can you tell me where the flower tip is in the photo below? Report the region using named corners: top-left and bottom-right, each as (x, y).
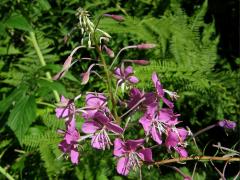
top-left (217, 119), bottom-right (236, 129)
top-left (137, 43), bottom-right (156, 49)
top-left (104, 14), bottom-right (124, 22)
top-left (81, 72), bottom-right (90, 85)
top-left (103, 45), bottom-right (115, 58)
top-left (124, 59), bottom-right (150, 65)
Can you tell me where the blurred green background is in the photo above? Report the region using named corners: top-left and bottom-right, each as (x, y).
top-left (0, 0), bottom-right (239, 179)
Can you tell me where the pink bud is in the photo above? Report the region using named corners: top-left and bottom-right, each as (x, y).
top-left (81, 71), bottom-right (90, 85)
top-left (137, 43), bottom-right (156, 49)
top-left (62, 56), bottom-right (73, 70)
top-left (103, 45), bottom-right (115, 58)
top-left (81, 64), bottom-right (96, 85)
top-left (184, 176), bottom-right (192, 180)
top-left (53, 56), bottom-right (73, 80)
top-left (104, 14), bottom-right (124, 22)
top-left (123, 59), bottom-right (150, 65)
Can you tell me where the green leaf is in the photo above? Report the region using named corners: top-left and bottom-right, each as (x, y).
top-left (37, 79), bottom-right (67, 96)
top-left (0, 85), bottom-right (28, 113)
top-left (38, 0), bottom-right (51, 11)
top-left (5, 13), bottom-right (33, 32)
top-left (7, 95), bottom-right (36, 142)
top-left (0, 45), bottom-right (21, 55)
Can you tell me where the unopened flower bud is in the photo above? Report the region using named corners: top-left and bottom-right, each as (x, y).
top-left (81, 64), bottom-right (96, 85)
top-left (184, 176), bottom-right (192, 180)
top-left (123, 59), bottom-right (150, 65)
top-left (53, 56), bottom-right (73, 80)
top-left (103, 45), bottom-right (115, 58)
top-left (217, 119), bottom-right (236, 129)
top-left (104, 14), bottom-right (124, 22)
top-left (81, 71), bottom-right (90, 85)
top-left (137, 43), bottom-right (156, 49)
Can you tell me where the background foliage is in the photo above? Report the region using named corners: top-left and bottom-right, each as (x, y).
top-left (0, 0), bottom-right (239, 179)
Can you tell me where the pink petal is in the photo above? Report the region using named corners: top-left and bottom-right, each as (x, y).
top-left (128, 76), bottom-right (139, 84)
top-left (55, 107), bottom-right (69, 118)
top-left (113, 138), bottom-right (126, 157)
top-left (125, 66), bottom-right (133, 76)
top-left (152, 72), bottom-right (164, 97)
top-left (151, 126), bottom-right (162, 144)
top-left (94, 112), bottom-right (110, 125)
top-left (138, 148), bottom-right (153, 162)
top-left (65, 128), bottom-right (80, 144)
top-left (125, 139), bottom-right (144, 151)
top-left (114, 67), bottom-right (121, 77)
top-left (59, 140), bottom-right (68, 153)
top-left (60, 96), bottom-right (69, 104)
top-left (81, 121), bottom-right (101, 134)
top-left (175, 147), bottom-right (188, 157)
top-left (91, 134), bottom-right (108, 150)
top-left (85, 93), bottom-right (106, 107)
top-left (162, 97), bottom-right (174, 109)
top-left (165, 131), bottom-right (178, 148)
top-left (82, 109), bottom-right (98, 120)
top-left (116, 157), bottom-right (130, 176)
top-left (177, 128), bottom-right (188, 141)
top-left (106, 122), bottom-right (123, 134)
top-left (139, 116), bottom-right (152, 134)
top-left (70, 148), bottom-right (79, 164)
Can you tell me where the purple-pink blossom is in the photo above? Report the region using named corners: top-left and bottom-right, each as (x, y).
top-left (113, 138), bottom-right (153, 176)
top-left (82, 93), bottom-right (108, 120)
top-left (152, 72), bottom-right (174, 108)
top-left (82, 112), bottom-right (123, 150)
top-left (58, 117), bottom-right (80, 164)
top-left (165, 128), bottom-right (188, 157)
top-left (128, 88), bottom-right (156, 110)
top-left (217, 119), bottom-right (236, 129)
top-left (139, 105), bottom-right (179, 144)
top-left (114, 66), bottom-right (139, 85)
top-left (55, 96), bottom-right (75, 120)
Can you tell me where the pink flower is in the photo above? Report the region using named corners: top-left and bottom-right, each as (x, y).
top-left (217, 119), bottom-right (236, 129)
top-left (114, 66), bottom-right (139, 85)
top-left (113, 138), bottom-right (153, 176)
top-left (139, 105), bottom-right (179, 144)
top-left (58, 117), bottom-right (80, 164)
top-left (82, 112), bottom-right (123, 150)
top-left (152, 72), bottom-right (174, 108)
top-left (55, 96), bottom-right (75, 120)
top-left (82, 93), bottom-right (108, 120)
top-left (165, 128), bottom-right (188, 157)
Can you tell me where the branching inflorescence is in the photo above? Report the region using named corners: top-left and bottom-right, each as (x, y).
top-left (53, 9), bottom-right (238, 178)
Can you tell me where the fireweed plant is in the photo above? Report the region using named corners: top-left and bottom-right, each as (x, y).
top-left (53, 9), bottom-right (239, 178)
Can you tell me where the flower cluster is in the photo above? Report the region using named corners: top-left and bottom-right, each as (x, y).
top-left (55, 64), bottom-right (188, 175)
top-left (53, 12), bottom-right (237, 177)
top-left (53, 12), bottom-right (190, 176)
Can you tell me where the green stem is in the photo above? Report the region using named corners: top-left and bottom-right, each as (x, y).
top-left (0, 166), bottom-right (15, 180)
top-left (93, 36), bottom-right (119, 123)
top-left (29, 31), bottom-right (60, 102)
